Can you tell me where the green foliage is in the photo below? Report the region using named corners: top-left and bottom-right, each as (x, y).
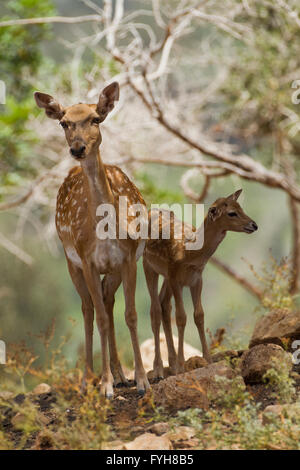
top-left (220, 2), bottom-right (300, 146)
top-left (0, 0), bottom-right (55, 99)
top-left (134, 171), bottom-right (184, 206)
top-left (0, 329), bottom-right (111, 450)
top-left (248, 255), bottom-right (295, 313)
top-left (0, 0), bottom-right (55, 191)
top-left (263, 358), bottom-right (296, 404)
top-left (174, 408), bottom-right (203, 432)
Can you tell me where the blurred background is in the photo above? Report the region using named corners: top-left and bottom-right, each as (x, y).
top-left (0, 0), bottom-right (300, 372)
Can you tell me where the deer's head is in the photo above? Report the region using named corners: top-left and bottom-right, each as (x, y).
top-left (208, 189), bottom-right (258, 234)
top-left (34, 82), bottom-right (119, 160)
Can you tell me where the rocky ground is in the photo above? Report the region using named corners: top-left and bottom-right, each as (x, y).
top-left (1, 309), bottom-right (300, 450)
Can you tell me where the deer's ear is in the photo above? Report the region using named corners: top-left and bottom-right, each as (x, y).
top-left (208, 206), bottom-right (220, 222)
top-left (34, 92), bottom-right (65, 120)
top-left (96, 82), bottom-right (119, 122)
top-left (227, 189), bottom-right (242, 201)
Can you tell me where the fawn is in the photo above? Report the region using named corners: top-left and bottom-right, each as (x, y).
top-left (143, 189), bottom-right (258, 376)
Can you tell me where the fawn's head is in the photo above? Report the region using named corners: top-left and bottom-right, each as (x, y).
top-left (208, 189), bottom-right (258, 234)
top-left (34, 82), bottom-right (119, 160)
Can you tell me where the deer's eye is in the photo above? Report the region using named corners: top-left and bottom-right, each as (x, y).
top-left (92, 117), bottom-right (101, 125)
top-left (60, 121), bottom-right (68, 129)
top-left (228, 212), bottom-right (238, 217)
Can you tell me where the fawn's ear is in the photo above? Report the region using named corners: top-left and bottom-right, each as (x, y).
top-left (227, 189), bottom-right (243, 201)
top-left (208, 206), bottom-right (221, 222)
top-left (34, 92), bottom-right (65, 120)
top-left (96, 82), bottom-right (119, 122)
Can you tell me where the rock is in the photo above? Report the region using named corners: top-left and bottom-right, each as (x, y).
top-left (185, 356), bottom-right (208, 371)
top-left (140, 334), bottom-right (202, 372)
top-left (116, 395), bottom-right (126, 401)
top-left (150, 360), bottom-right (236, 411)
top-left (177, 437), bottom-right (199, 449)
top-left (124, 432), bottom-right (172, 450)
top-left (165, 426), bottom-right (196, 442)
top-left (37, 411), bottom-right (52, 426)
top-left (262, 404), bottom-right (283, 425)
top-left (212, 350), bottom-right (244, 363)
top-left (250, 310), bottom-right (300, 348)
top-left (263, 403), bottom-right (300, 425)
top-left (148, 356), bottom-right (208, 380)
top-left (32, 383), bottom-right (51, 395)
top-left (0, 391), bottom-right (14, 400)
top-left (149, 422), bottom-right (170, 436)
top-left (11, 412), bottom-right (26, 429)
top-left (240, 344), bottom-right (292, 384)
top-left (103, 440), bottom-right (126, 450)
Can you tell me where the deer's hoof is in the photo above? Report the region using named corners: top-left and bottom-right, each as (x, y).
top-left (136, 374), bottom-right (151, 397)
top-left (111, 365), bottom-right (129, 388)
top-left (153, 363), bottom-right (164, 380)
top-left (100, 380), bottom-right (114, 399)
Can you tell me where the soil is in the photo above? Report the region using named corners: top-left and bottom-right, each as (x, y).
top-left (2, 368), bottom-right (300, 450)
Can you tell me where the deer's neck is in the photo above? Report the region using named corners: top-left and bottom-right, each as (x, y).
top-left (189, 217), bottom-right (226, 265)
top-left (81, 149), bottom-right (114, 224)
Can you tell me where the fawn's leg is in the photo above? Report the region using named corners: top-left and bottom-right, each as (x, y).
top-left (82, 262), bottom-right (113, 398)
top-left (66, 258), bottom-right (94, 387)
top-left (102, 273), bottom-right (128, 385)
top-left (122, 257), bottom-right (150, 395)
top-left (170, 279), bottom-right (187, 374)
top-left (159, 279), bottom-right (177, 374)
top-left (190, 280), bottom-right (211, 363)
top-left (143, 258), bottom-right (164, 379)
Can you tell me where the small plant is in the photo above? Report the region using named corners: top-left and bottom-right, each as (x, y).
top-left (247, 254), bottom-right (295, 313)
top-left (263, 358), bottom-right (296, 404)
top-left (174, 408), bottom-right (203, 432)
top-left (213, 375), bottom-right (251, 409)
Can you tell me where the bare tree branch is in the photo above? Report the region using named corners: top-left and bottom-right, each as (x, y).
top-left (210, 256), bottom-right (263, 300)
top-left (0, 15), bottom-right (102, 28)
top-left (0, 233), bottom-right (34, 265)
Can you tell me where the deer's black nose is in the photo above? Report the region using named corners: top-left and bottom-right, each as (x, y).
top-left (70, 144), bottom-right (86, 158)
top-left (251, 221), bottom-right (258, 231)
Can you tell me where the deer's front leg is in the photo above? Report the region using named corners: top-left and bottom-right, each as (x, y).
top-left (66, 258), bottom-right (94, 389)
top-left (102, 273), bottom-right (128, 386)
top-left (170, 280), bottom-right (186, 374)
top-left (122, 258), bottom-right (150, 395)
top-left (83, 262), bottom-right (114, 398)
top-left (191, 280), bottom-right (211, 363)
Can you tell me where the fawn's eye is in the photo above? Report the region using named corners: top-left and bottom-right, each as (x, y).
top-left (228, 211), bottom-right (238, 217)
top-left (92, 117), bottom-right (101, 125)
top-left (60, 121), bottom-right (68, 129)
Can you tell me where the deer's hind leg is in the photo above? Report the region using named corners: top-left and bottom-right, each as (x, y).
top-left (169, 279), bottom-right (187, 374)
top-left (66, 257), bottom-right (94, 389)
top-left (102, 272), bottom-right (129, 386)
top-left (159, 279), bottom-right (177, 374)
top-left (143, 258), bottom-right (164, 379)
top-left (122, 257), bottom-right (150, 395)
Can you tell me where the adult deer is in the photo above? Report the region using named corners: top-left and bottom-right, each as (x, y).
top-left (34, 82), bottom-right (150, 397)
top-left (143, 190), bottom-right (258, 377)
